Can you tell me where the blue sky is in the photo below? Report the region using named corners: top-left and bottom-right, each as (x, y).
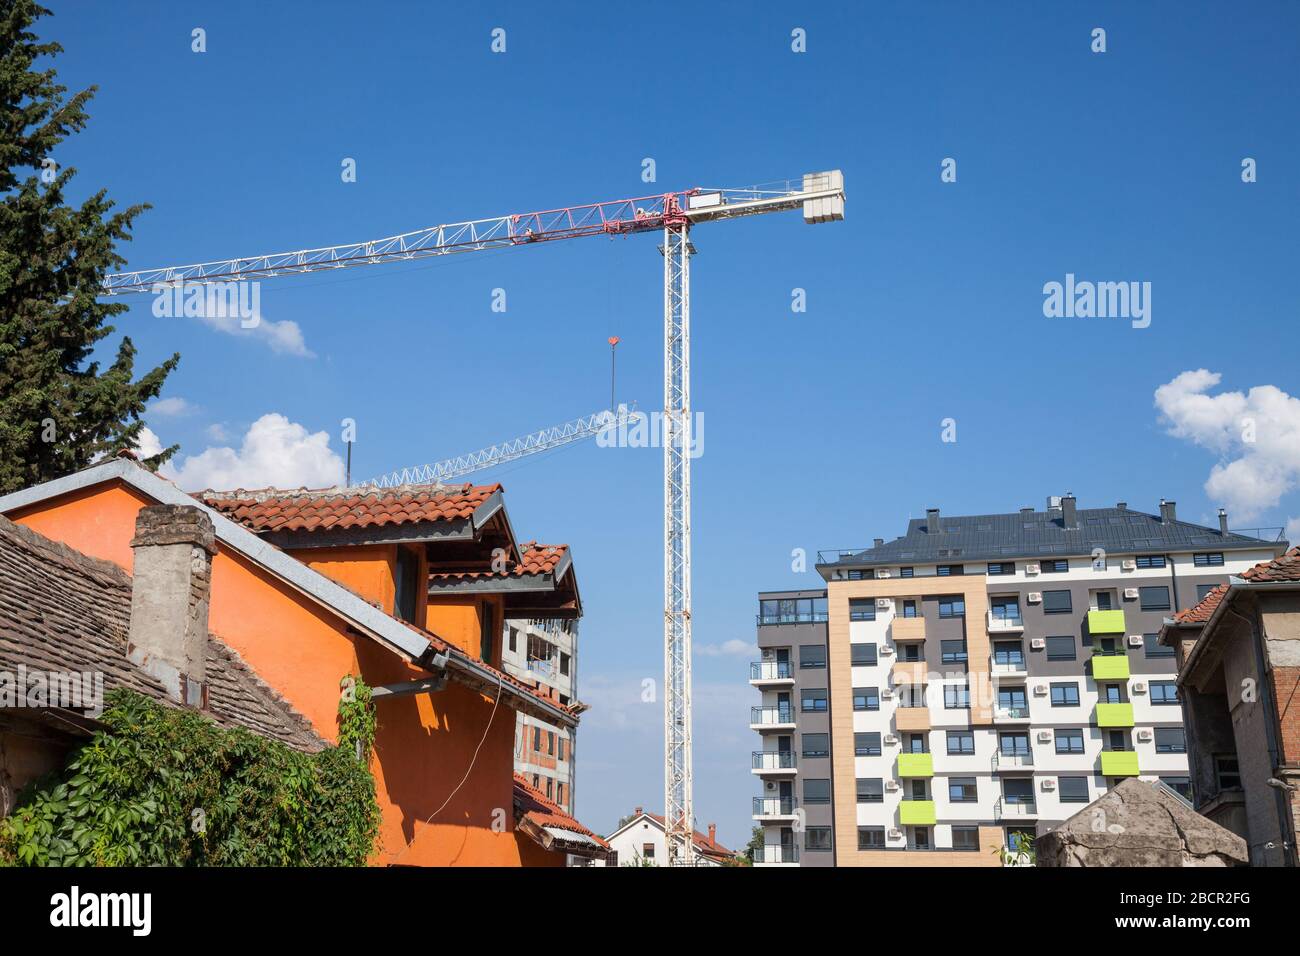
top-left (50, 1), bottom-right (1300, 846)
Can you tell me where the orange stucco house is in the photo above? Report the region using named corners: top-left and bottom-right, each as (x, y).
top-left (0, 455), bottom-right (606, 866)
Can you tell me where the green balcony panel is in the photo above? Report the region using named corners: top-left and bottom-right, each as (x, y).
top-left (897, 753), bottom-right (934, 777)
top-left (1092, 654), bottom-right (1131, 681)
top-left (1100, 751), bottom-right (1140, 777)
top-left (1095, 702), bottom-right (1134, 727)
top-left (899, 800), bottom-right (936, 826)
top-left (1087, 609), bottom-right (1126, 634)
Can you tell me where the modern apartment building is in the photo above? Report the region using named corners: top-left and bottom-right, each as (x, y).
top-left (750, 494), bottom-right (1285, 866)
top-left (501, 615), bottom-right (580, 812)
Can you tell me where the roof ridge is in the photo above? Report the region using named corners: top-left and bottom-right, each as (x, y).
top-left (196, 482), bottom-right (501, 503)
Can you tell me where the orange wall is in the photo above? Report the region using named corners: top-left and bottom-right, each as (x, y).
top-left (7, 483), bottom-right (560, 867)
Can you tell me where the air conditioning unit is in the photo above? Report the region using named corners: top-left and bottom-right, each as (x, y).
top-left (876, 598), bottom-right (893, 609)
top-left (1136, 728), bottom-right (1153, 742)
top-left (883, 733), bottom-right (899, 746)
top-left (1124, 588), bottom-right (1139, 599)
top-left (881, 688), bottom-right (894, 699)
top-left (1025, 562), bottom-right (1041, 575)
top-left (1040, 778), bottom-right (1057, 792)
top-left (1033, 683), bottom-right (1048, 696)
top-left (1132, 681), bottom-right (1147, 694)
top-left (887, 827), bottom-right (903, 840)
top-left (764, 781), bottom-right (777, 792)
top-left (1121, 559), bottom-right (1137, 571)
top-left (878, 569), bottom-right (892, 579)
top-left (1030, 637), bottom-right (1046, 650)
top-left (1037, 729), bottom-right (1053, 743)
top-left (1127, 634), bottom-right (1144, 647)
top-left (762, 649), bottom-right (776, 660)
top-left (879, 645), bottom-right (895, 656)
top-left (884, 780), bottom-right (901, 792)
top-left (1027, 592), bottom-right (1043, 604)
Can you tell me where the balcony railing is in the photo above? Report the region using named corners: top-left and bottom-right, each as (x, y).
top-left (753, 796), bottom-right (796, 817)
top-left (993, 705), bottom-right (1031, 721)
top-left (994, 797), bottom-right (1038, 820)
top-left (992, 750), bottom-right (1034, 770)
top-left (991, 658), bottom-right (1028, 677)
top-left (755, 844), bottom-right (799, 864)
top-left (750, 660), bottom-right (794, 681)
top-left (752, 751), bottom-right (797, 772)
top-left (757, 611), bottom-right (829, 626)
top-left (750, 706), bottom-right (796, 727)
top-left (987, 611), bottom-right (1024, 632)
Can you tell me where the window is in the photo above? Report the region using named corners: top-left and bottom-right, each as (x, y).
top-left (852, 687), bottom-right (879, 712)
top-left (394, 547), bottom-right (420, 624)
top-left (910, 826), bottom-right (931, 850)
top-left (802, 688), bottom-right (828, 712)
top-left (546, 778), bottom-right (554, 799)
top-left (899, 567), bottom-right (914, 578)
top-left (951, 826), bottom-right (979, 851)
top-left (858, 826), bottom-right (886, 849)
top-left (1050, 682), bottom-right (1080, 707)
top-left (760, 596), bottom-right (829, 625)
top-left (1045, 636), bottom-right (1076, 661)
top-left (938, 595), bottom-right (965, 618)
top-left (943, 683), bottom-right (970, 710)
top-left (1095, 590), bottom-right (1114, 610)
top-left (1042, 590), bottom-right (1072, 614)
top-left (946, 730), bottom-right (975, 755)
top-left (1135, 554), bottom-right (1166, 569)
top-left (508, 627), bottom-right (518, 653)
top-left (854, 732), bottom-right (881, 757)
top-left (800, 644), bottom-right (826, 669)
top-left (1055, 728), bottom-right (1085, 754)
top-left (1040, 559), bottom-right (1069, 573)
top-left (1194, 552), bottom-right (1225, 567)
top-left (948, 777), bottom-right (977, 803)
top-left (1162, 777), bottom-right (1192, 800)
top-left (802, 733), bottom-right (830, 758)
top-left (1143, 633), bottom-right (1174, 659)
top-left (998, 731), bottom-right (1030, 755)
top-left (533, 727), bottom-right (542, 750)
top-left (478, 600), bottom-right (497, 665)
top-left (1099, 683), bottom-right (1123, 703)
top-left (856, 778), bottom-right (883, 803)
top-left (1059, 776), bottom-right (1090, 803)
top-left (1139, 586), bottom-right (1171, 611)
top-left (558, 737), bottom-right (566, 760)
top-left (847, 569), bottom-right (874, 580)
top-left (547, 731), bottom-right (555, 755)
top-left (937, 564), bottom-right (964, 576)
top-left (898, 684), bottom-right (926, 708)
top-left (987, 562), bottom-right (1014, 575)
top-left (993, 641), bottom-right (1025, 667)
top-left (851, 643), bottom-right (878, 666)
top-left (1002, 778), bottom-right (1034, 805)
top-left (556, 783), bottom-right (565, 806)
top-left (642, 843), bottom-right (655, 860)
top-left (849, 599), bottom-right (876, 622)
top-left (803, 779), bottom-right (831, 805)
top-left (1214, 756), bottom-right (1241, 790)
top-left (805, 827), bottom-right (833, 852)
top-left (902, 599), bottom-right (918, 618)
top-left (990, 597), bottom-right (1022, 623)
top-left (1155, 727), bottom-right (1186, 754)
top-left (941, 639), bottom-right (968, 664)
top-left (1196, 584), bottom-right (1218, 601)
top-left (904, 733), bottom-right (928, 754)
top-left (1150, 680), bottom-right (1179, 705)
top-left (900, 642), bottom-right (923, 661)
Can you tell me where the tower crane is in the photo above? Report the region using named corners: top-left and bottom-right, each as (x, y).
top-left (104, 171), bottom-right (846, 865)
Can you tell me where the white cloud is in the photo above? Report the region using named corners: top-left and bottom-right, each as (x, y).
top-left (1155, 369), bottom-right (1300, 522)
top-left (205, 423), bottom-right (231, 442)
top-left (696, 638), bottom-right (757, 658)
top-left (148, 397), bottom-right (195, 417)
top-left (161, 413), bottom-right (344, 491)
top-left (132, 426), bottom-right (165, 459)
top-left (197, 309), bottom-right (314, 358)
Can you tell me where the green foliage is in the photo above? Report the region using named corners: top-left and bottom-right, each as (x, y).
top-left (0, 0), bottom-right (179, 494)
top-left (0, 679), bottom-right (380, 867)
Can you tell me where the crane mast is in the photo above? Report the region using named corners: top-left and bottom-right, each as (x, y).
top-left (104, 173), bottom-right (845, 867)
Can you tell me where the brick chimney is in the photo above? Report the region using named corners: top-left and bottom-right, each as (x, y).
top-left (127, 505), bottom-right (217, 707)
top-left (1159, 499), bottom-right (1177, 524)
top-left (708, 823), bottom-right (717, 846)
top-left (634, 806), bottom-right (643, 816)
top-left (926, 508), bottom-right (941, 533)
top-left (1218, 508), bottom-right (1229, 534)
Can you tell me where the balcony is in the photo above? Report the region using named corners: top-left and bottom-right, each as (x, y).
top-left (754, 843), bottom-right (799, 865)
top-left (753, 796), bottom-right (798, 821)
top-left (991, 750), bottom-right (1034, 772)
top-left (1087, 609), bottom-right (1126, 634)
top-left (895, 705), bottom-right (932, 732)
top-left (749, 660), bottom-right (795, 686)
top-left (891, 617), bottom-right (926, 642)
top-left (993, 705), bottom-right (1032, 724)
top-left (994, 797), bottom-right (1038, 820)
top-left (897, 753), bottom-right (934, 777)
top-left (750, 706), bottom-right (797, 731)
top-left (987, 611), bottom-right (1025, 634)
top-left (752, 751), bottom-right (798, 776)
top-left (1094, 702), bottom-right (1134, 728)
top-left (898, 800), bottom-right (936, 826)
top-left (1090, 652), bottom-right (1131, 681)
top-left (1100, 750), bottom-right (1140, 777)
top-left (892, 660), bottom-right (928, 685)
top-left (991, 658), bottom-right (1028, 680)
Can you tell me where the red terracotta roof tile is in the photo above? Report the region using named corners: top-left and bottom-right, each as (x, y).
top-left (513, 773), bottom-right (609, 849)
top-left (1239, 546), bottom-right (1300, 582)
top-left (1174, 584), bottom-right (1228, 624)
top-left (427, 542), bottom-right (570, 583)
top-left (643, 812), bottom-right (733, 856)
top-left (196, 483), bottom-right (501, 534)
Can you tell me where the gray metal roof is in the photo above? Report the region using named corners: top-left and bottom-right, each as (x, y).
top-left (818, 505), bottom-right (1284, 569)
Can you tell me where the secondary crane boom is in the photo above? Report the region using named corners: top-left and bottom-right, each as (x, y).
top-left (104, 171), bottom-right (846, 865)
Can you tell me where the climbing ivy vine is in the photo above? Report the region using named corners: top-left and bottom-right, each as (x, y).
top-left (0, 678), bottom-right (380, 866)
